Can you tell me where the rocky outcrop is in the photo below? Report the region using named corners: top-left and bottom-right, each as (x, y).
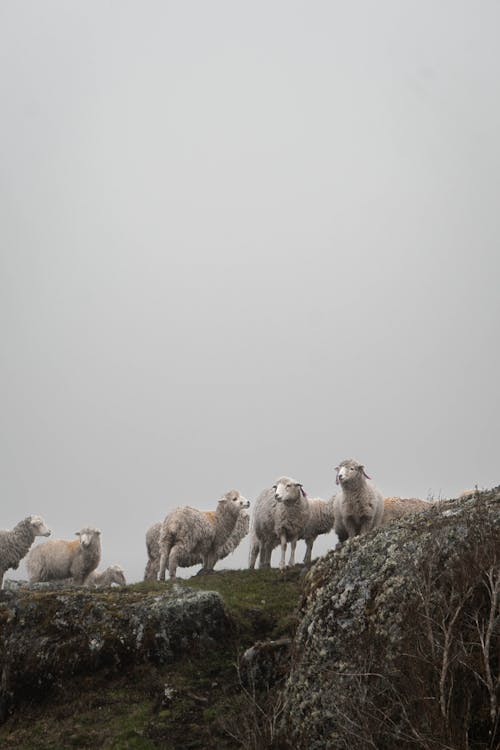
top-left (0, 585), bottom-right (229, 722)
top-left (277, 488), bottom-right (500, 750)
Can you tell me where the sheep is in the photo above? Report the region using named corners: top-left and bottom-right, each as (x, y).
top-left (26, 527), bottom-right (101, 584)
top-left (300, 496), bottom-right (335, 566)
top-left (0, 515), bottom-right (51, 588)
top-left (158, 490), bottom-right (250, 581)
top-left (85, 564), bottom-right (126, 587)
top-left (248, 477), bottom-right (310, 571)
top-left (333, 459), bottom-right (384, 542)
top-left (144, 506), bottom-right (250, 581)
top-left (382, 496), bottom-right (434, 525)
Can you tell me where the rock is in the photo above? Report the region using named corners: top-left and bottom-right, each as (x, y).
top-left (0, 585), bottom-right (230, 722)
top-left (277, 488), bottom-right (500, 750)
top-left (240, 638), bottom-right (291, 690)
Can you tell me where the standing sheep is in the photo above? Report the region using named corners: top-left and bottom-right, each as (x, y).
top-left (158, 490), bottom-right (250, 581)
top-left (248, 477), bottom-right (310, 571)
top-left (85, 564), bottom-right (126, 587)
top-left (300, 496), bottom-right (335, 566)
top-left (0, 516), bottom-right (51, 588)
top-left (381, 496), bottom-right (434, 524)
top-left (26, 527), bottom-right (101, 584)
top-left (333, 459), bottom-right (384, 542)
top-left (144, 507), bottom-right (250, 581)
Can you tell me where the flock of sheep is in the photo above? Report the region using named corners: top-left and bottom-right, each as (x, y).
top-left (0, 459), bottom-right (439, 589)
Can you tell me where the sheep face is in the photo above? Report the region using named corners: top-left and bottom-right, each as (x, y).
top-left (29, 516), bottom-right (51, 537)
top-left (273, 477), bottom-right (305, 504)
top-left (335, 459), bottom-right (371, 486)
top-left (218, 490), bottom-right (250, 512)
top-left (109, 565), bottom-right (126, 585)
top-left (75, 527), bottom-right (101, 547)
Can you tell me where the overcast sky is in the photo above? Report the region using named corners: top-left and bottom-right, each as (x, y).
top-left (1, 1), bottom-right (499, 582)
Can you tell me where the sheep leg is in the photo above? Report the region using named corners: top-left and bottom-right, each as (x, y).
top-left (279, 535), bottom-right (288, 571)
top-left (168, 542), bottom-right (190, 581)
top-left (259, 542), bottom-right (272, 569)
top-left (288, 539), bottom-right (297, 567)
top-left (334, 520), bottom-right (349, 544)
top-left (248, 538), bottom-right (260, 569)
top-left (203, 551), bottom-right (217, 571)
top-left (343, 516), bottom-right (360, 539)
top-left (158, 546), bottom-right (170, 582)
top-left (358, 516), bottom-right (375, 535)
top-left (303, 539), bottom-right (313, 566)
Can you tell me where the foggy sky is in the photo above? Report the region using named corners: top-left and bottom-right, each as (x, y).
top-left (1, 1), bottom-right (499, 582)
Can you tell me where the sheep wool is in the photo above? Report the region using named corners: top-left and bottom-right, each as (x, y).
top-left (26, 527), bottom-right (101, 585)
top-left (249, 477), bottom-right (310, 571)
top-left (144, 508), bottom-right (250, 581)
top-left (382, 496), bottom-right (434, 525)
top-left (85, 564), bottom-right (126, 587)
top-left (0, 516), bottom-right (51, 588)
top-left (333, 459), bottom-right (384, 541)
top-left (158, 490), bottom-right (250, 581)
top-left (300, 497), bottom-right (335, 566)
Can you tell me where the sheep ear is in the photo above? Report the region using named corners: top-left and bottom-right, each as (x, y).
top-left (75, 532), bottom-right (80, 537)
top-left (335, 467), bottom-right (340, 485)
top-left (361, 466), bottom-right (372, 480)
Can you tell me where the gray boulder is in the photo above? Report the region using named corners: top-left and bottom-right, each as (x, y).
top-left (0, 584), bottom-right (229, 721)
top-left (277, 488), bottom-right (500, 750)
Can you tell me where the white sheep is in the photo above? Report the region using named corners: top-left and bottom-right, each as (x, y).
top-left (333, 459), bottom-right (384, 541)
top-left (248, 477), bottom-right (310, 571)
top-left (381, 496), bottom-right (434, 524)
top-left (85, 564), bottom-right (126, 587)
top-left (300, 496), bottom-right (335, 566)
top-left (144, 507), bottom-right (250, 581)
top-left (26, 527), bottom-right (101, 585)
top-left (158, 490), bottom-right (250, 581)
top-left (0, 515), bottom-right (51, 588)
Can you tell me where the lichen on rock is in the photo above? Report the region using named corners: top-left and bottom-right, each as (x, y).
top-left (0, 585), bottom-right (229, 722)
top-left (278, 488), bottom-right (500, 750)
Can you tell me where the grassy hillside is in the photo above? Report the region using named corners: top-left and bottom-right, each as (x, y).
top-left (0, 568), bottom-right (303, 750)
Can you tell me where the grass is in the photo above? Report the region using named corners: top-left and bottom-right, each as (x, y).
top-left (0, 567), bottom-right (304, 750)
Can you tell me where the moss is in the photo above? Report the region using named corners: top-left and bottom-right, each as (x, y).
top-left (0, 567), bottom-right (303, 749)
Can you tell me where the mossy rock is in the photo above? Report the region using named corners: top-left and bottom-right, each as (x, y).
top-left (277, 488), bottom-right (500, 750)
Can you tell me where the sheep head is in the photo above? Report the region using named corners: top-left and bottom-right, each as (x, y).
top-left (75, 527), bottom-right (101, 548)
top-left (28, 516), bottom-right (51, 537)
top-left (335, 459), bottom-right (371, 486)
top-left (108, 565), bottom-right (127, 585)
top-left (273, 477), bottom-right (306, 503)
top-left (217, 490), bottom-right (250, 514)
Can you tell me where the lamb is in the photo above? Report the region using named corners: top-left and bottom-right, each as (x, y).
top-left (144, 507), bottom-right (250, 581)
top-left (0, 515), bottom-right (51, 588)
top-left (300, 496), bottom-right (335, 566)
top-left (85, 564), bottom-right (126, 587)
top-left (333, 459), bottom-right (384, 542)
top-left (382, 496), bottom-right (434, 524)
top-left (248, 477), bottom-right (310, 571)
top-left (158, 490), bottom-right (250, 581)
top-left (26, 527), bottom-right (101, 584)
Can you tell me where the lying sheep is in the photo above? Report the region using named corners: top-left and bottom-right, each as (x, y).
top-left (301, 496), bottom-right (335, 566)
top-left (333, 459), bottom-right (384, 542)
top-left (26, 527), bottom-right (101, 585)
top-left (249, 477), bottom-right (310, 571)
top-left (85, 564), bottom-right (126, 587)
top-left (382, 496), bottom-right (434, 525)
top-left (0, 516), bottom-right (51, 588)
top-left (144, 506), bottom-right (250, 581)
top-left (158, 490), bottom-right (250, 581)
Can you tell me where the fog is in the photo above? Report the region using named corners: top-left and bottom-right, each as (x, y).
top-left (1, 1), bottom-right (499, 581)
